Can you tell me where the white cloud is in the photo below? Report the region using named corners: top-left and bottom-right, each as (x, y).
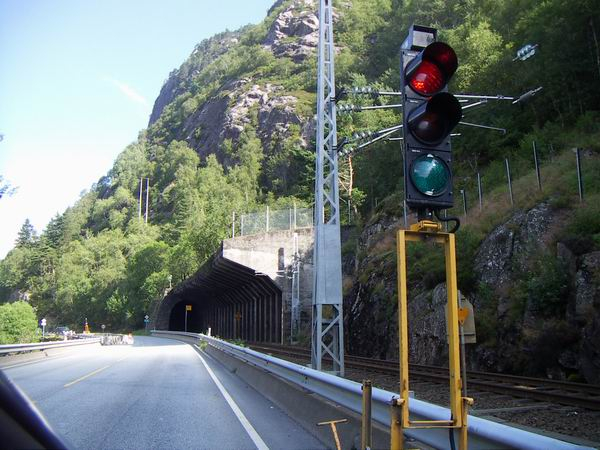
top-left (106, 77), bottom-right (149, 106)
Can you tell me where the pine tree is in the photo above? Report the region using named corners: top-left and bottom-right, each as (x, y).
top-left (15, 219), bottom-right (36, 247)
top-left (44, 214), bottom-right (65, 249)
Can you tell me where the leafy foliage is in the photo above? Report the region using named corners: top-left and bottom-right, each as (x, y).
top-left (1, 0), bottom-right (599, 338)
top-left (0, 301), bottom-right (39, 344)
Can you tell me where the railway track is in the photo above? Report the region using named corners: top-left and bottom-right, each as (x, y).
top-left (249, 343), bottom-right (600, 411)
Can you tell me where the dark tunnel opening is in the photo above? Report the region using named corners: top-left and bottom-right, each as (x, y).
top-left (155, 253), bottom-right (285, 343)
top-left (169, 301), bottom-right (203, 332)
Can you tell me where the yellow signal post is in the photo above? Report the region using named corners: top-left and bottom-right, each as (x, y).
top-left (394, 220), bottom-right (473, 449)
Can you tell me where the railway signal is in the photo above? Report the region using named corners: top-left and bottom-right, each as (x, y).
top-left (400, 25), bottom-right (462, 215)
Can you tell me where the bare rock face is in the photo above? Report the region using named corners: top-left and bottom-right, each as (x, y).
top-left (264, 0), bottom-right (319, 62)
top-left (581, 316), bottom-right (600, 384)
top-left (575, 251), bottom-right (600, 318)
top-left (226, 83), bottom-right (303, 144)
top-left (149, 32), bottom-right (241, 126)
top-left (475, 203), bottom-right (555, 290)
top-left (407, 284), bottom-right (449, 365)
top-left (346, 202), bottom-right (600, 383)
top-left (575, 251), bottom-right (600, 383)
top-left (148, 0), bottom-right (320, 171)
top-left (172, 79), bottom-right (307, 167)
top-left (345, 217), bottom-right (401, 360)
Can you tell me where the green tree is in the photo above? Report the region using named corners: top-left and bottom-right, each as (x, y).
top-left (0, 301), bottom-right (39, 344)
top-left (15, 219), bottom-right (36, 248)
top-left (0, 247), bottom-right (32, 300)
top-left (44, 214), bottom-right (65, 249)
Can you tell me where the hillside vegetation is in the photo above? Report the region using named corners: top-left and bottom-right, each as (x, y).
top-left (1, 0), bottom-right (599, 373)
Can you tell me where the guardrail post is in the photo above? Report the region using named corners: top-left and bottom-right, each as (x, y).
top-left (390, 398), bottom-right (403, 450)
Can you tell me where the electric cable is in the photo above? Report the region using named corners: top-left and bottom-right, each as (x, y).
top-left (434, 209), bottom-right (460, 233)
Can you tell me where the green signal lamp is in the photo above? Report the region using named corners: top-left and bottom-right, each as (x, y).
top-left (410, 154), bottom-right (451, 196)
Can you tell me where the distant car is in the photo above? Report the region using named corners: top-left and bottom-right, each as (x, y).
top-left (54, 326), bottom-right (70, 336)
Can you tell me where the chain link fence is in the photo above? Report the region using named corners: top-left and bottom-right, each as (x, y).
top-left (232, 206), bottom-right (313, 237)
top-left (399, 142), bottom-right (597, 228)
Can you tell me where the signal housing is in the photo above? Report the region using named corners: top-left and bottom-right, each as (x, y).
top-left (401, 25), bottom-right (462, 212)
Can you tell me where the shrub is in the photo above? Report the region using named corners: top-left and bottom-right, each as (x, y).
top-left (0, 301), bottom-right (39, 344)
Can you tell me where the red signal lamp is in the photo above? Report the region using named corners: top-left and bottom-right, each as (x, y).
top-left (407, 92), bottom-right (462, 145)
top-left (406, 42), bottom-right (458, 96)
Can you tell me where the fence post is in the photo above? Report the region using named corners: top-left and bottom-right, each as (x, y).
top-left (232, 212), bottom-right (236, 238)
top-left (505, 158), bottom-right (514, 207)
top-left (477, 172), bottom-right (483, 211)
top-left (266, 206), bottom-right (270, 232)
top-left (576, 148), bottom-right (584, 203)
top-left (533, 141), bottom-right (542, 191)
top-left (294, 203), bottom-right (297, 229)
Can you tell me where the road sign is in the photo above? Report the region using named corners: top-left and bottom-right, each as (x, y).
top-left (144, 319), bottom-right (150, 323)
top-left (101, 324), bottom-right (106, 330)
top-left (40, 318), bottom-right (46, 327)
top-left (144, 314), bottom-right (149, 320)
top-left (186, 305), bottom-right (192, 311)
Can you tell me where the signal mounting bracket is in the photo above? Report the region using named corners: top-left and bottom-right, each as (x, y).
top-left (410, 220), bottom-right (442, 233)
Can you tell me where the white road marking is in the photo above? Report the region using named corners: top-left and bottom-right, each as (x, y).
top-left (194, 345), bottom-right (269, 450)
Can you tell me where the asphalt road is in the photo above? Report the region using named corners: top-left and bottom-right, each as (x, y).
top-left (2, 336), bottom-right (326, 450)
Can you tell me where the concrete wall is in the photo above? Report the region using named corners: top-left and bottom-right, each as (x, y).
top-left (223, 228), bottom-right (314, 343)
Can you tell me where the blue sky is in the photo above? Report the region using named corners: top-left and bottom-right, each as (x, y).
top-left (0, 0), bottom-right (275, 258)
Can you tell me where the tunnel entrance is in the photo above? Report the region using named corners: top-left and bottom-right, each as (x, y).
top-left (169, 301), bottom-right (203, 332)
top-left (155, 253), bottom-right (283, 343)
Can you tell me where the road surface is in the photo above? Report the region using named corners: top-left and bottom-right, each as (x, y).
top-left (2, 336), bottom-right (325, 450)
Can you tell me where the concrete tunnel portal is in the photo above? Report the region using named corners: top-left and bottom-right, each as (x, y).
top-left (155, 251), bottom-right (283, 343)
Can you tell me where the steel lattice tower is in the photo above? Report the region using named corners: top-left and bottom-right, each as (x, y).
top-left (312, 0), bottom-right (344, 376)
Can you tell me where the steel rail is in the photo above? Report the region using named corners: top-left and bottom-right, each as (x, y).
top-left (249, 343), bottom-right (600, 410)
top-left (153, 330), bottom-right (594, 450)
top-left (0, 338), bottom-right (102, 355)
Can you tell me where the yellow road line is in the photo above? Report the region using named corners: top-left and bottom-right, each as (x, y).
top-left (64, 365), bottom-right (111, 387)
top-left (63, 355), bottom-right (130, 388)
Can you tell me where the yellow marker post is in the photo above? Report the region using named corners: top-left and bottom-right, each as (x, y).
top-left (185, 305), bottom-right (192, 332)
top-left (317, 419), bottom-right (347, 450)
top-left (361, 380), bottom-right (373, 450)
top-left (394, 220), bottom-right (472, 449)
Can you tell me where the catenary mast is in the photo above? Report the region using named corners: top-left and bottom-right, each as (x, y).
top-left (312, 0), bottom-right (344, 376)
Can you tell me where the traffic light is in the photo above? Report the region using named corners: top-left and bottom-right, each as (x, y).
top-left (401, 25), bottom-right (462, 213)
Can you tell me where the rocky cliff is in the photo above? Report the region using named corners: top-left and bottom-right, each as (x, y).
top-left (345, 202), bottom-right (600, 384)
top-left (148, 0), bottom-right (319, 182)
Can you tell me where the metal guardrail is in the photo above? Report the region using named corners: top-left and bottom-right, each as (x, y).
top-left (151, 330), bottom-right (594, 450)
top-left (0, 337), bottom-right (102, 355)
